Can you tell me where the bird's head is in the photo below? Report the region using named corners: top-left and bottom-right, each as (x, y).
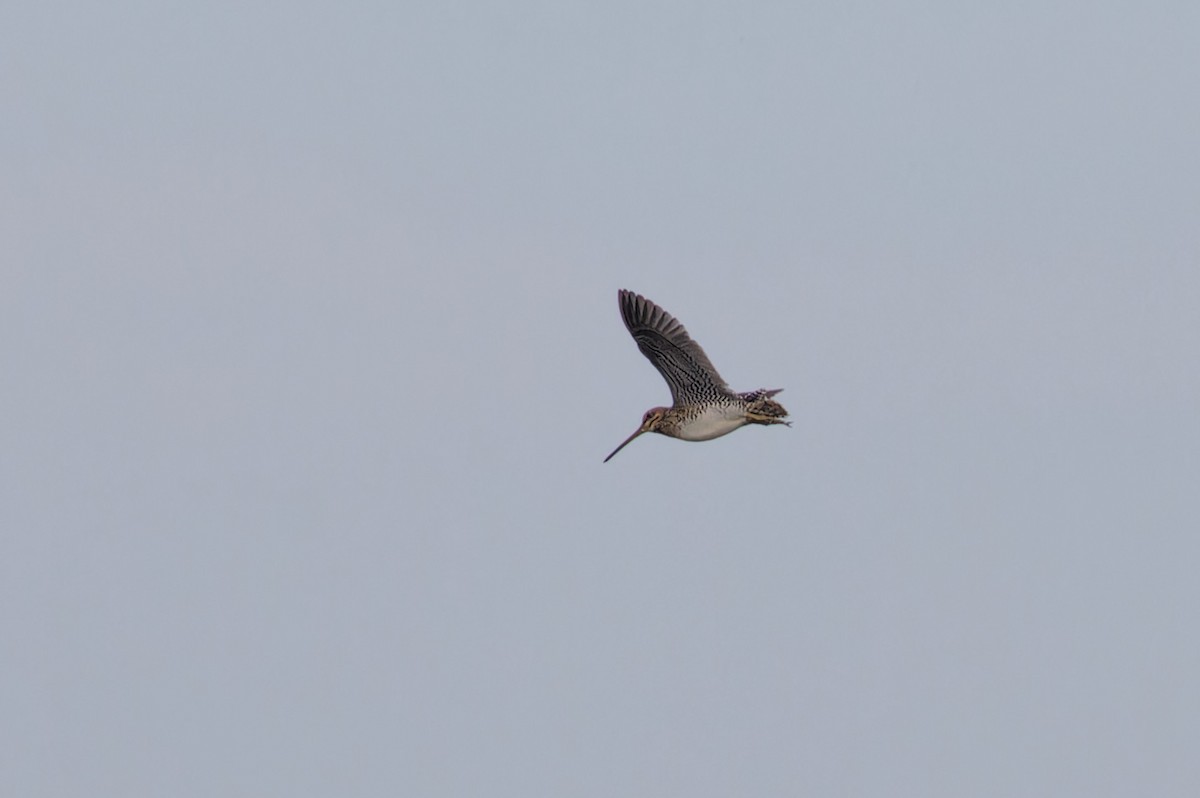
top-left (603, 407), bottom-right (668, 463)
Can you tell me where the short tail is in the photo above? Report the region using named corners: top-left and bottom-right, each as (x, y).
top-left (740, 388), bottom-right (790, 427)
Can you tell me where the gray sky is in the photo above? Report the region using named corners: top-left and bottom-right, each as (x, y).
top-left (4, 2), bottom-right (1199, 795)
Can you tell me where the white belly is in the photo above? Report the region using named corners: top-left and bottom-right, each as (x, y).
top-left (675, 405), bottom-right (747, 441)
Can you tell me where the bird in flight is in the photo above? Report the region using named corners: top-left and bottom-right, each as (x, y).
top-left (604, 289), bottom-right (790, 462)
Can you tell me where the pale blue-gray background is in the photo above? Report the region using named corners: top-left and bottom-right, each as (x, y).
top-left (3, 2), bottom-right (1198, 796)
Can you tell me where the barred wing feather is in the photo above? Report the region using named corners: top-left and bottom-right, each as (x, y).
top-left (617, 289), bottom-right (732, 405)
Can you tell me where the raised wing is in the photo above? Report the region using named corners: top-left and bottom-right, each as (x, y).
top-left (617, 289), bottom-right (732, 404)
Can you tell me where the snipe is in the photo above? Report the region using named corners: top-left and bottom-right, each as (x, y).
top-left (604, 289), bottom-right (790, 462)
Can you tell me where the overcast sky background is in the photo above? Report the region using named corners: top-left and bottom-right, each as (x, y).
top-left (4, 2), bottom-right (1199, 796)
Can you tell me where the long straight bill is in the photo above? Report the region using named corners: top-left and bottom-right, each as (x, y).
top-left (603, 427), bottom-right (646, 463)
